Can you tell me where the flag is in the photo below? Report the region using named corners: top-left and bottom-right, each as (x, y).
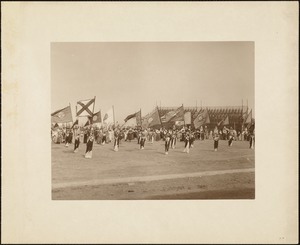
top-left (193, 109), bottom-right (209, 129)
top-left (71, 119), bottom-right (79, 129)
top-left (125, 112), bottom-right (137, 122)
top-left (124, 110), bottom-right (142, 126)
top-left (217, 115), bottom-right (229, 126)
top-left (161, 110), bottom-right (177, 123)
top-left (51, 105), bottom-right (73, 123)
top-left (89, 111), bottom-right (102, 124)
top-left (169, 105), bottom-right (185, 122)
top-left (76, 97), bottom-right (95, 117)
top-left (245, 110), bottom-right (252, 124)
top-left (184, 111), bottom-right (191, 124)
top-left (122, 117), bottom-right (137, 128)
top-left (143, 107), bottom-right (161, 128)
top-left (103, 107), bottom-right (114, 125)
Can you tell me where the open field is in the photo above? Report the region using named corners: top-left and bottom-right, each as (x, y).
top-left (52, 139), bottom-right (255, 200)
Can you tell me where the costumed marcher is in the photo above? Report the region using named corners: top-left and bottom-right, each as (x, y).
top-left (140, 130), bottom-right (147, 150)
top-left (73, 134), bottom-right (80, 153)
top-left (228, 127), bottom-right (234, 147)
top-left (249, 122), bottom-right (255, 149)
top-left (213, 126), bottom-right (220, 151)
top-left (190, 131), bottom-right (195, 148)
top-left (85, 135), bottom-right (94, 158)
top-left (165, 131), bottom-right (171, 155)
top-left (183, 132), bottom-right (191, 153)
top-left (171, 130), bottom-right (177, 149)
top-left (114, 129), bottom-right (120, 152)
top-left (65, 130), bottom-right (70, 147)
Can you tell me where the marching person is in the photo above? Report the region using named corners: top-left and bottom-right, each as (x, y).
top-left (65, 130), bottom-right (70, 147)
top-left (228, 127), bottom-right (234, 147)
top-left (73, 134), bottom-right (80, 153)
top-left (183, 131), bottom-right (191, 153)
top-left (249, 122), bottom-right (255, 149)
top-left (85, 134), bottom-right (94, 158)
top-left (140, 130), bottom-right (147, 150)
top-left (190, 131), bottom-right (195, 148)
top-left (114, 129), bottom-right (120, 151)
top-left (213, 126), bottom-right (220, 151)
top-left (170, 129), bottom-right (177, 149)
top-left (165, 131), bottom-right (171, 155)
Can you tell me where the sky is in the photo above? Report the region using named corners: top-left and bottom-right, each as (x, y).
top-left (51, 42), bottom-right (254, 124)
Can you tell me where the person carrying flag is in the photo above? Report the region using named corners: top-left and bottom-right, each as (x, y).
top-left (183, 131), bottom-right (191, 153)
top-left (85, 135), bottom-right (94, 158)
top-left (73, 134), bottom-right (80, 153)
top-left (164, 130), bottom-right (171, 155)
top-left (213, 126), bottom-right (220, 151)
top-left (170, 129), bottom-right (177, 149)
top-left (228, 127), bottom-right (234, 147)
top-left (139, 129), bottom-right (147, 150)
top-left (114, 129), bottom-right (120, 152)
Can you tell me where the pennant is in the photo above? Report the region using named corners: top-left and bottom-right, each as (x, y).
top-left (193, 109), bottom-right (209, 129)
top-left (71, 119), bottom-right (79, 129)
top-left (51, 105), bottom-right (73, 123)
top-left (76, 97), bottom-right (95, 117)
top-left (223, 115), bottom-right (229, 125)
top-left (84, 120), bottom-right (90, 127)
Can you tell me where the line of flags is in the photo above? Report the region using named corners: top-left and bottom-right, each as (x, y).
top-left (52, 99), bottom-right (253, 129)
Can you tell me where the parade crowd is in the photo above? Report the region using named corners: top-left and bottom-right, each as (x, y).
top-left (51, 123), bottom-right (255, 158)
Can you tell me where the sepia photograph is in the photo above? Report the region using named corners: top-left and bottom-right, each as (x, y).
top-left (51, 42), bottom-right (255, 200)
top-left (2, 2), bottom-right (297, 244)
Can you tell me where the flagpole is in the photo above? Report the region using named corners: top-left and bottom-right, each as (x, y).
top-left (93, 96), bottom-right (96, 114)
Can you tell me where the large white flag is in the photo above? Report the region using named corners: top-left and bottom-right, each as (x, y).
top-left (103, 107), bottom-right (114, 125)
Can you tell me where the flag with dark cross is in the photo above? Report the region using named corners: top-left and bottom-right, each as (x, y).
top-left (76, 97), bottom-right (95, 117)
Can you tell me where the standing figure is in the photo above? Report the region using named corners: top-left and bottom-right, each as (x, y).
top-left (140, 130), bottom-right (146, 150)
top-left (228, 127), bottom-right (234, 147)
top-left (213, 126), bottom-right (220, 151)
top-left (171, 130), bottom-right (177, 149)
top-left (190, 131), bottom-right (195, 148)
top-left (74, 134), bottom-right (80, 153)
top-left (85, 135), bottom-right (94, 158)
top-left (114, 129), bottom-right (120, 151)
top-left (183, 132), bottom-right (190, 153)
top-left (65, 131), bottom-right (70, 147)
top-left (249, 122), bottom-right (255, 149)
top-left (165, 131), bottom-right (171, 155)
top-left (200, 126), bottom-right (204, 140)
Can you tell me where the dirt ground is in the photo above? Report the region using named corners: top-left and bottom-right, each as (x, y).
top-left (52, 139), bottom-right (255, 200)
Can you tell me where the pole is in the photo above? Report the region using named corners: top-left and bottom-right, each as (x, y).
top-left (93, 96), bottom-right (96, 114)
